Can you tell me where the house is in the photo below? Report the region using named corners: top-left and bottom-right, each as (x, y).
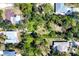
top-left (0, 50), bottom-right (16, 56)
top-left (53, 41), bottom-right (79, 53)
top-left (54, 3), bottom-right (73, 15)
top-left (4, 31), bottom-right (19, 44)
top-left (53, 41), bottom-right (71, 52)
top-left (3, 50), bottom-right (16, 56)
top-left (0, 31), bottom-right (20, 44)
top-left (11, 15), bottom-right (21, 24)
top-left (5, 9), bottom-right (21, 24)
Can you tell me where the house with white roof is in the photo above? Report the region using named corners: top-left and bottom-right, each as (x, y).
top-left (0, 31), bottom-right (20, 44)
top-left (54, 3), bottom-right (73, 15)
top-left (53, 41), bottom-right (70, 52)
top-left (5, 8), bottom-right (21, 25)
top-left (53, 41), bottom-right (79, 53)
top-left (4, 31), bottom-right (19, 44)
top-left (10, 15), bottom-right (21, 24)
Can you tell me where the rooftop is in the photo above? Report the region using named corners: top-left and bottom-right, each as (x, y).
top-left (53, 41), bottom-right (70, 52)
top-left (53, 41), bottom-right (79, 53)
top-left (3, 50), bottom-right (16, 56)
top-left (54, 3), bottom-right (72, 15)
top-left (4, 31), bottom-right (19, 44)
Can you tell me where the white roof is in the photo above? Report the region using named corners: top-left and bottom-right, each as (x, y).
top-left (14, 15), bottom-right (21, 23)
top-left (57, 43), bottom-right (69, 52)
top-left (55, 3), bottom-right (72, 15)
top-left (10, 15), bottom-right (21, 24)
top-left (53, 42), bottom-right (70, 52)
top-left (4, 31), bottom-right (19, 44)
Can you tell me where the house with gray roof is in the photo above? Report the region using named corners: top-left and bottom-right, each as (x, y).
top-left (3, 50), bottom-right (16, 56)
top-left (0, 50), bottom-right (16, 56)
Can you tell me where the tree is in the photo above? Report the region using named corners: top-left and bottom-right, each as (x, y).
top-left (51, 49), bottom-right (60, 56)
top-left (43, 4), bottom-right (53, 14)
top-left (71, 19), bottom-right (76, 27)
top-left (0, 10), bottom-right (3, 18)
top-left (76, 47), bottom-right (79, 56)
top-left (48, 31), bottom-right (56, 38)
top-left (15, 3), bottom-right (32, 16)
top-left (5, 43), bottom-right (14, 50)
top-left (0, 34), bottom-right (7, 43)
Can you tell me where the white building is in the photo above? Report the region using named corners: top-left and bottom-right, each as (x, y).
top-left (54, 3), bottom-right (73, 15)
top-left (10, 15), bottom-right (21, 24)
top-left (53, 41), bottom-right (70, 52)
top-left (0, 31), bottom-right (19, 44)
top-left (4, 31), bottom-right (19, 44)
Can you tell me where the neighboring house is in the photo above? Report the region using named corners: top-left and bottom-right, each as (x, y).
top-left (4, 31), bottom-right (19, 44)
top-left (53, 41), bottom-right (70, 52)
top-left (54, 3), bottom-right (73, 15)
top-left (10, 15), bottom-right (21, 24)
top-left (0, 50), bottom-right (16, 56)
top-left (0, 31), bottom-right (19, 44)
top-left (3, 50), bottom-right (16, 56)
top-left (5, 9), bottom-right (21, 24)
top-left (53, 41), bottom-right (79, 53)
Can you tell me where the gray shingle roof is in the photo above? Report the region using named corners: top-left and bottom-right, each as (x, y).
top-left (3, 50), bottom-right (16, 56)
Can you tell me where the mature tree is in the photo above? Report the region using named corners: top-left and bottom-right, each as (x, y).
top-left (43, 4), bottom-right (53, 14)
top-left (0, 10), bottom-right (3, 18)
top-left (48, 31), bottom-right (56, 38)
top-left (15, 3), bottom-right (32, 16)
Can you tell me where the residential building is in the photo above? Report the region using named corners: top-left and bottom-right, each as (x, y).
top-left (5, 8), bottom-right (21, 24)
top-left (3, 50), bottom-right (16, 56)
top-left (0, 50), bottom-right (16, 56)
top-left (4, 31), bottom-right (19, 44)
top-left (10, 15), bottom-right (21, 24)
top-left (0, 31), bottom-right (20, 44)
top-left (53, 41), bottom-right (79, 53)
top-left (54, 3), bottom-right (73, 15)
top-left (53, 41), bottom-right (70, 52)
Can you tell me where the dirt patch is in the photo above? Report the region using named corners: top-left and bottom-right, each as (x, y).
top-left (36, 23), bottom-right (48, 35)
top-left (50, 21), bottom-right (63, 32)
